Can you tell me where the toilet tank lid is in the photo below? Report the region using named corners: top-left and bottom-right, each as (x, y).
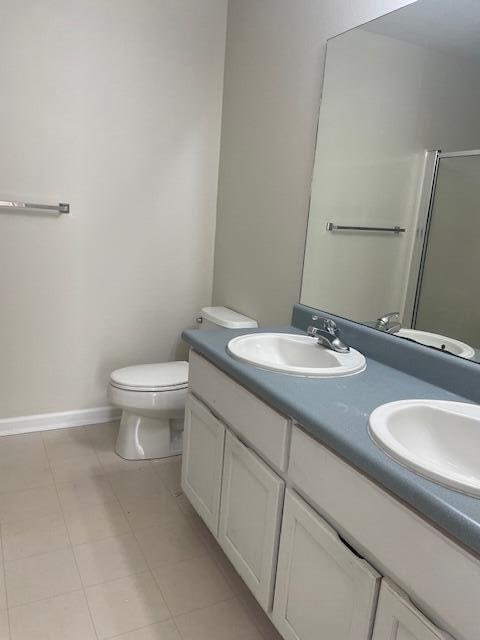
top-left (201, 306), bottom-right (258, 329)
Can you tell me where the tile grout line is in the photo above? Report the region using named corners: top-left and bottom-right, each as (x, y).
top-left (110, 458), bottom-right (237, 632)
top-left (44, 436), bottom-right (107, 486)
top-left (236, 594), bottom-right (279, 640)
top-left (147, 462), bottom-right (246, 638)
top-left (41, 429), bottom-right (101, 640)
top-left (7, 588), bottom-right (89, 616)
top-left (105, 621), bottom-right (177, 640)
top-left (51, 424), bottom-right (180, 636)
top-left (112, 461), bottom-right (180, 627)
top-left (140, 482), bottom-right (241, 638)
top-left (169, 594), bottom-right (239, 628)
top-left (59, 425), bottom-right (158, 638)
top-left (1, 428), bottom-right (274, 639)
top-left (0, 426), bottom-right (176, 638)
top-left (0, 521), bottom-right (12, 639)
top-left (162, 464), bottom-right (278, 640)
top-left (209, 551), bottom-right (280, 640)
top-left (91, 441), bottom-right (197, 634)
top-left (0, 523), bottom-right (72, 564)
top-left (0, 430), bottom-right (62, 638)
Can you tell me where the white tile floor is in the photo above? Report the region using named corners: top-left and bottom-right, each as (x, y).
top-left (0, 423), bottom-right (282, 640)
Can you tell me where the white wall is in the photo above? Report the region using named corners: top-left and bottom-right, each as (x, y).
top-left (212, 0), bottom-right (415, 326)
top-left (301, 27), bottom-right (480, 322)
top-left (0, 0), bottom-right (227, 417)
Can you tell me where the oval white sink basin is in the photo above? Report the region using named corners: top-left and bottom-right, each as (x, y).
top-left (369, 399), bottom-right (480, 496)
top-left (227, 333), bottom-right (366, 377)
top-left (397, 328), bottom-right (475, 360)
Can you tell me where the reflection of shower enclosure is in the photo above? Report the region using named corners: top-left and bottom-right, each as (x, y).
top-left (411, 150), bottom-right (480, 346)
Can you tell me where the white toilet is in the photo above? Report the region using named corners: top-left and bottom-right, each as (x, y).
top-left (108, 306), bottom-right (257, 460)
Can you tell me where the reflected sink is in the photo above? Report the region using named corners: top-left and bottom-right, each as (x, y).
top-left (397, 328), bottom-right (475, 360)
top-left (227, 333), bottom-right (366, 377)
top-left (369, 399), bottom-right (480, 497)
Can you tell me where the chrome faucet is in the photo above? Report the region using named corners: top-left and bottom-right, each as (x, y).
top-left (307, 316), bottom-right (350, 353)
top-left (375, 312), bottom-right (401, 333)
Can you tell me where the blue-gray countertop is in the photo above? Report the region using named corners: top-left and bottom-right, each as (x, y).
top-left (182, 324), bottom-right (480, 558)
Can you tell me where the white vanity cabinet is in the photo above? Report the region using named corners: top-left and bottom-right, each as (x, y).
top-left (183, 351), bottom-right (476, 640)
top-left (372, 580), bottom-right (454, 640)
top-left (181, 393), bottom-right (225, 535)
top-left (182, 356), bottom-right (286, 611)
top-left (219, 430), bottom-right (284, 610)
top-left (272, 490), bottom-right (380, 640)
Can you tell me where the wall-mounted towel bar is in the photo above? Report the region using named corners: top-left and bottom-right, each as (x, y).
top-left (0, 200), bottom-right (70, 214)
top-left (326, 222), bottom-right (405, 234)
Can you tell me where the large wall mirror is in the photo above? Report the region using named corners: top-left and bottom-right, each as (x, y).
top-left (301, 0), bottom-right (480, 361)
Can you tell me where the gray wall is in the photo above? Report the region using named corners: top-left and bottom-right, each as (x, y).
top-left (212, 0), bottom-right (415, 326)
top-left (0, 0), bottom-right (227, 417)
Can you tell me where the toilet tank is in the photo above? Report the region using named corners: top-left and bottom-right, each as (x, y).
top-left (197, 306), bottom-right (258, 330)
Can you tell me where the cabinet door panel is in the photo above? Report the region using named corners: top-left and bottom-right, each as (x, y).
top-left (219, 430), bottom-right (284, 611)
top-left (181, 394), bottom-right (225, 536)
top-left (372, 580), bottom-right (454, 640)
top-left (273, 490), bottom-right (380, 640)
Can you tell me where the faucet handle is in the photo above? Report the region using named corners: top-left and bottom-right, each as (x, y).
top-left (323, 319), bottom-right (338, 335)
top-left (378, 311), bottom-right (399, 322)
top-left (376, 311), bottom-right (399, 329)
top-left (308, 316), bottom-right (338, 336)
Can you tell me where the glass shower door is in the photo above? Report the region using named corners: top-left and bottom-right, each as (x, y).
top-left (414, 152), bottom-right (480, 349)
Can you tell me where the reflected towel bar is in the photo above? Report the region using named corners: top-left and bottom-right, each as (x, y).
top-left (326, 222), bottom-right (405, 234)
top-left (0, 200), bottom-right (70, 214)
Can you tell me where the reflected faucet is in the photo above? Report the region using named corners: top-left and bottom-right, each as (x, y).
top-left (375, 312), bottom-right (402, 333)
top-left (307, 316), bottom-right (350, 353)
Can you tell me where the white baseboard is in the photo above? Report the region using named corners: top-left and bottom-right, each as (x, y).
top-left (0, 406), bottom-right (121, 437)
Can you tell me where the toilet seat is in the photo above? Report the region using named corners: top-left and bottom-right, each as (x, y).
top-left (110, 361), bottom-right (189, 392)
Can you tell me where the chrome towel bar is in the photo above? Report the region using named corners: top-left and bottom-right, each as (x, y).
top-left (326, 222), bottom-right (405, 234)
top-left (0, 200), bottom-right (70, 214)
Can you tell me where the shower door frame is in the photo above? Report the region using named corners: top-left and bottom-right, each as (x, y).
top-left (404, 148), bottom-right (480, 328)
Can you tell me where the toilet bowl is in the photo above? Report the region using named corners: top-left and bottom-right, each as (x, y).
top-left (108, 307), bottom-right (258, 460)
top-left (108, 362), bottom-right (188, 460)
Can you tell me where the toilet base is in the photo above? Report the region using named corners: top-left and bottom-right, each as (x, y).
top-left (115, 411), bottom-right (183, 460)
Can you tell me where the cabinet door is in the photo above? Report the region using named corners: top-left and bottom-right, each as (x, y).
top-left (219, 430), bottom-right (284, 611)
top-left (372, 580), bottom-right (454, 640)
top-left (181, 394), bottom-right (225, 536)
top-left (272, 490), bottom-right (380, 640)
